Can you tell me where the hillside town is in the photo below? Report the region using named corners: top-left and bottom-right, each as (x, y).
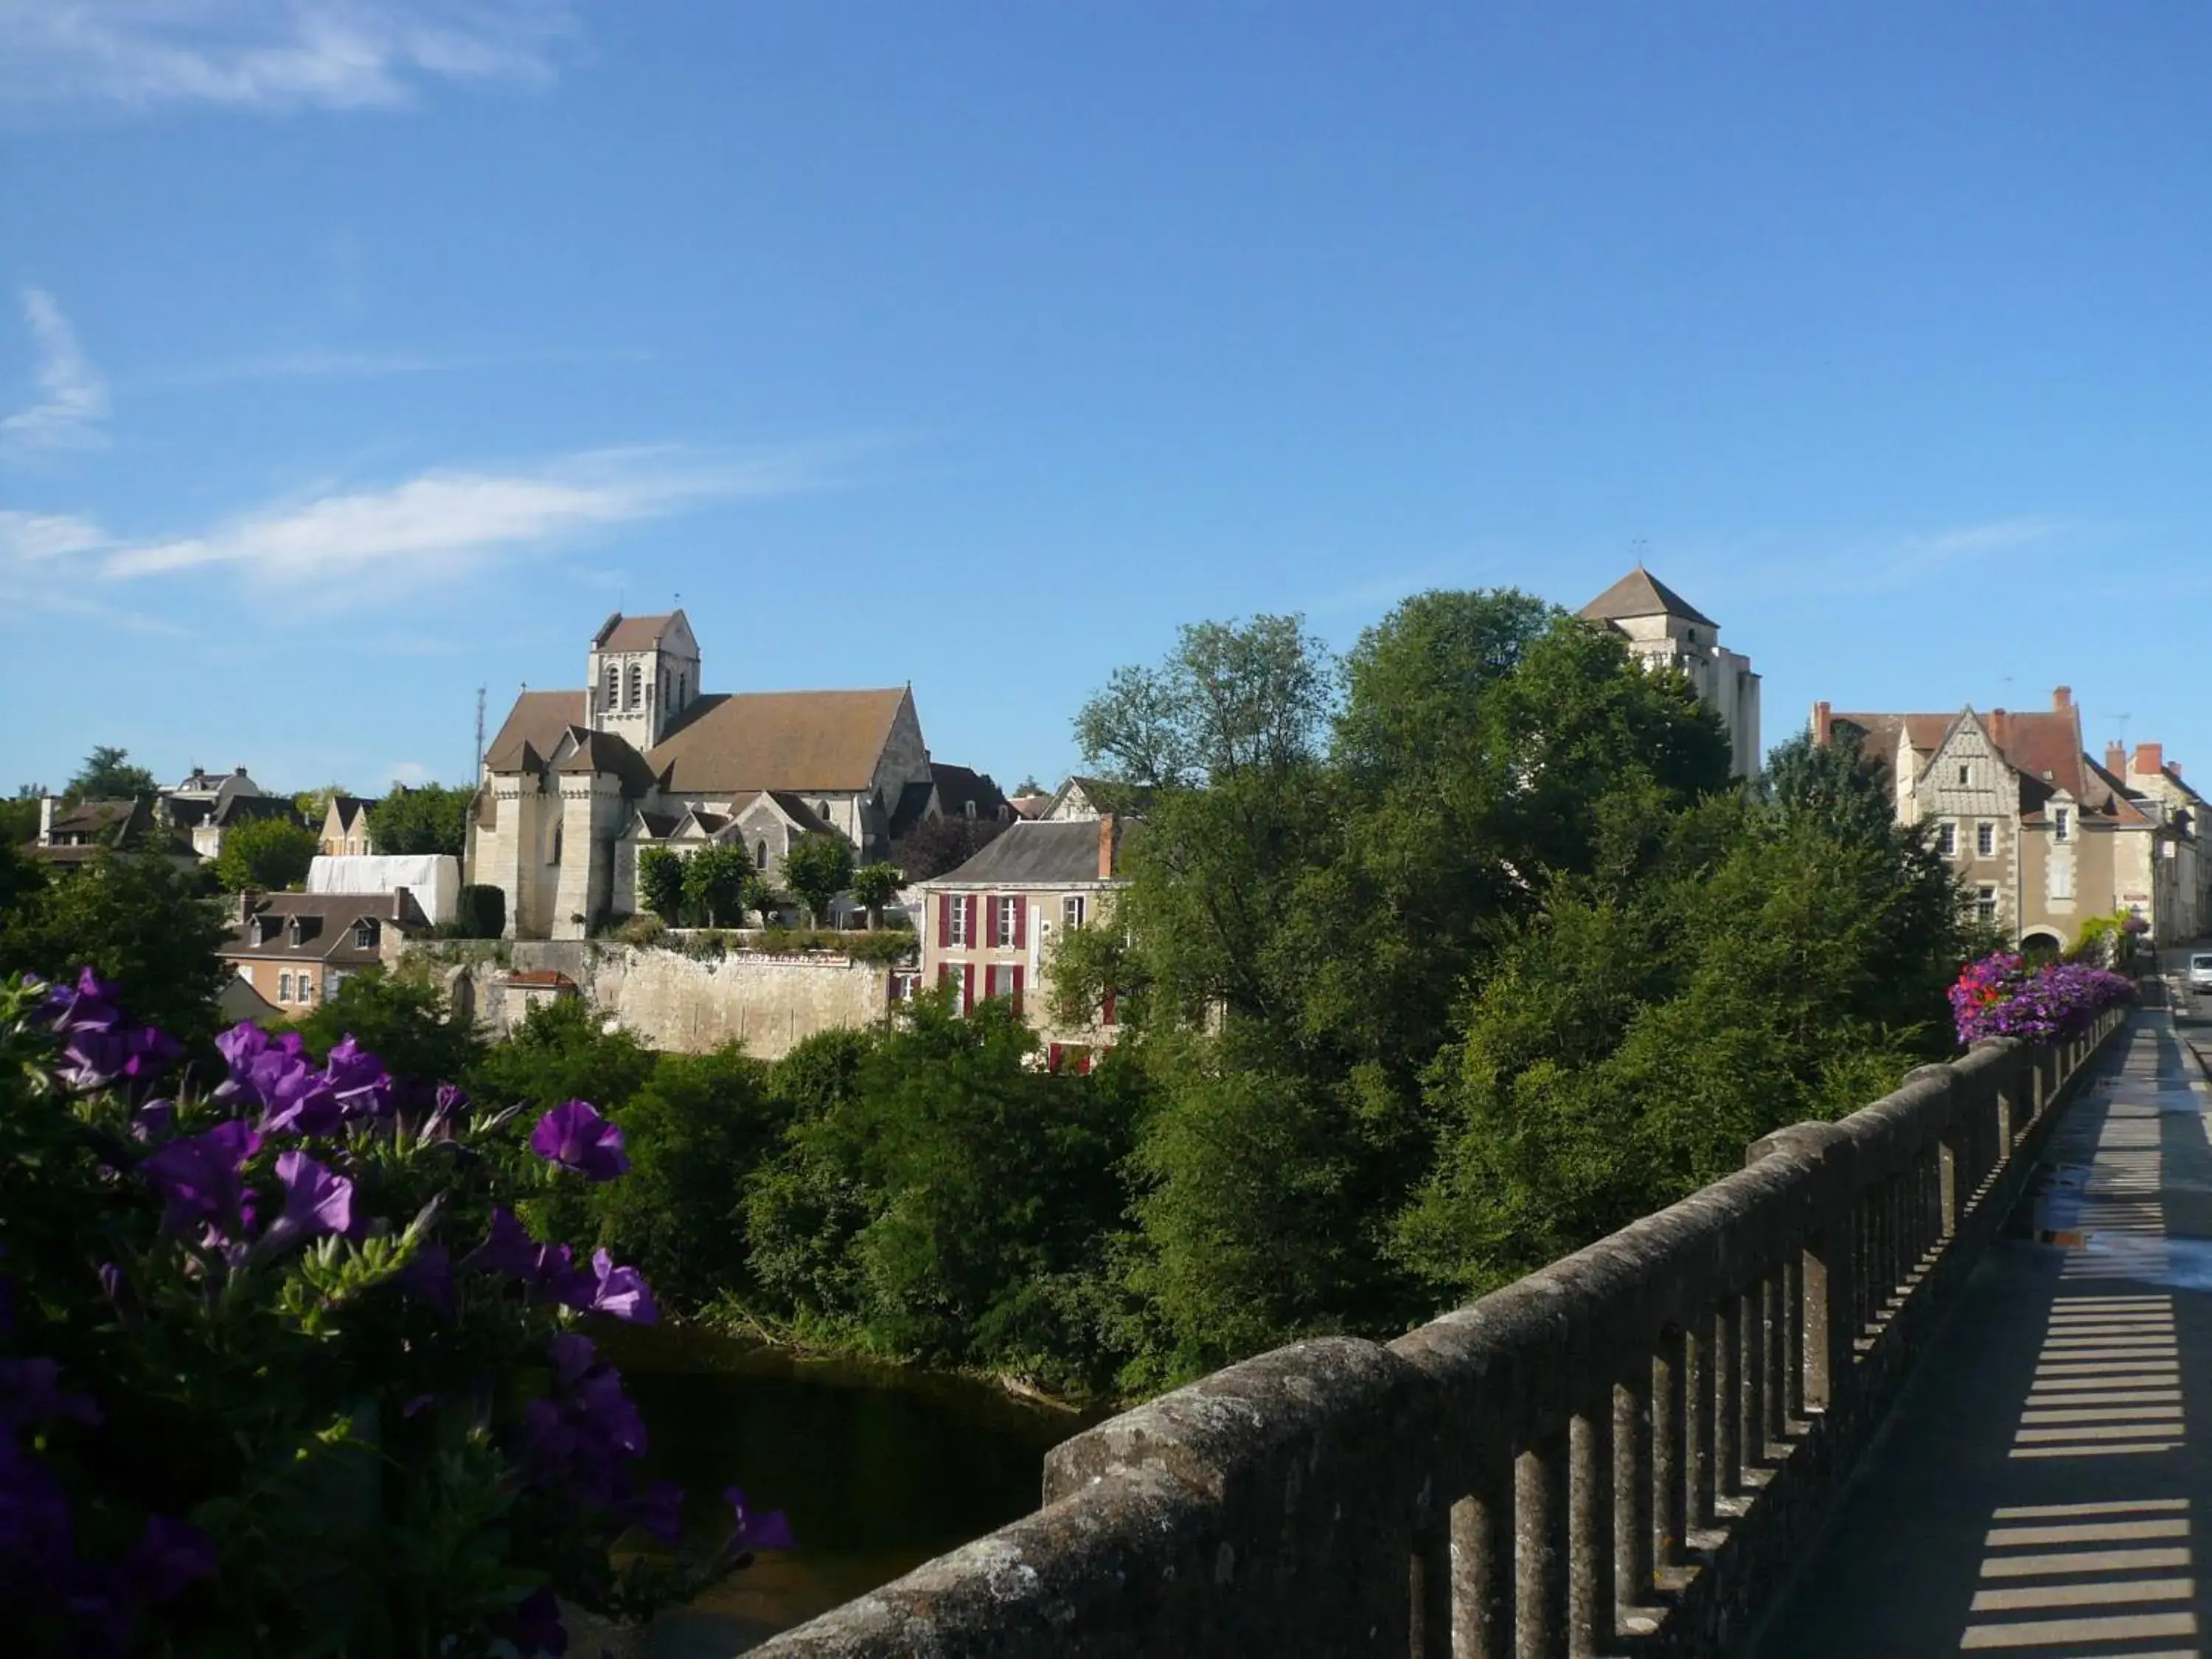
top-left (17, 565), bottom-right (2205, 1067)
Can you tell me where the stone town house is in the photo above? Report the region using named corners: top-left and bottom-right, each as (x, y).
top-left (916, 804), bottom-right (1130, 1070)
top-left (470, 610), bottom-right (990, 939)
top-left (1815, 687), bottom-right (2187, 950)
top-left (318, 796), bottom-right (378, 858)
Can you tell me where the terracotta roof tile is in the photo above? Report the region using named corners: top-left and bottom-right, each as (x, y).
top-left (486, 690), bottom-right (586, 773)
top-left (646, 689), bottom-right (909, 793)
top-left (594, 612), bottom-right (684, 651)
top-left (1579, 567), bottom-right (1717, 628)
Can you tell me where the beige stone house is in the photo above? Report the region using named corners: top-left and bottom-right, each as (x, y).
top-left (471, 609), bottom-right (998, 939)
top-left (318, 796), bottom-right (378, 858)
top-left (164, 768), bottom-right (296, 863)
top-left (1580, 568), bottom-right (1761, 779)
top-left (2112, 742), bottom-right (2209, 942)
top-left (220, 890), bottom-right (427, 1012)
top-left (915, 810), bottom-right (1129, 1070)
top-left (1815, 687), bottom-right (2183, 949)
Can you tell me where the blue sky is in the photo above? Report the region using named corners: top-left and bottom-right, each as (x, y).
top-left (4, 3), bottom-right (2211, 797)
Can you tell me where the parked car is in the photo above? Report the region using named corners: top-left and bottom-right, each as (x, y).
top-left (2188, 953), bottom-right (2212, 995)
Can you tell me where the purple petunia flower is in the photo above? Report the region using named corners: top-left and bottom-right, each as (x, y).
top-left (502, 1585), bottom-right (568, 1658)
top-left (254, 1151), bottom-right (356, 1256)
top-left (123, 1514), bottom-right (217, 1604)
top-left (581, 1249), bottom-right (658, 1325)
top-left (321, 1036), bottom-right (392, 1119)
top-left (529, 1100), bottom-right (630, 1182)
top-left (422, 1082), bottom-right (470, 1141)
top-left (393, 1242), bottom-right (456, 1318)
top-left (130, 1097), bottom-right (176, 1142)
top-left (0, 1357), bottom-right (101, 1430)
top-left (38, 967), bottom-right (123, 1037)
top-left (465, 1209), bottom-right (593, 1304)
top-left (55, 1022), bottom-right (183, 1093)
top-left (141, 1120), bottom-right (260, 1242)
top-left (724, 1486), bottom-right (796, 1554)
top-left (627, 1479), bottom-right (685, 1545)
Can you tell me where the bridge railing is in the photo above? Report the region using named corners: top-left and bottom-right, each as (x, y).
top-left (754, 1010), bottom-right (2126, 1658)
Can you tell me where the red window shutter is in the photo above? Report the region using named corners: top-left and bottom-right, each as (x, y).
top-left (1012, 964), bottom-right (1025, 1015)
top-left (982, 892), bottom-right (998, 947)
top-left (1013, 897), bottom-right (1026, 950)
top-left (1048, 1043), bottom-right (1063, 1074)
top-left (938, 892), bottom-right (951, 947)
top-left (938, 963), bottom-right (951, 994)
top-left (1102, 988), bottom-right (1117, 1027)
top-left (961, 962), bottom-right (975, 1015)
top-left (965, 895), bottom-right (978, 948)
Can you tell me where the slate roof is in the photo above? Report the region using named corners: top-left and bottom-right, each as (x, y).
top-left (593, 611), bottom-right (685, 652)
top-left (645, 688), bottom-right (910, 793)
top-left (1579, 567), bottom-right (1718, 628)
top-left (222, 891), bottom-right (427, 966)
top-left (887, 779), bottom-right (936, 841)
top-left (329, 796), bottom-right (375, 835)
top-left (762, 792), bottom-right (838, 836)
top-left (551, 728), bottom-right (660, 797)
top-left (930, 763), bottom-right (1010, 821)
top-left (923, 819), bottom-right (1124, 887)
top-left (486, 690), bottom-right (588, 772)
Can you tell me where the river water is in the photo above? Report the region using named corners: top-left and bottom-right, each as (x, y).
top-left (604, 1324), bottom-right (1092, 1655)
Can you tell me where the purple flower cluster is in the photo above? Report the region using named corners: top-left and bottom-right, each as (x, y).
top-left (1951, 950), bottom-right (2135, 1046)
top-left (466, 1209), bottom-right (658, 1326)
top-left (0, 1281), bottom-right (215, 1649)
top-left (36, 968), bottom-right (181, 1094)
top-left (212, 1026), bottom-right (392, 1135)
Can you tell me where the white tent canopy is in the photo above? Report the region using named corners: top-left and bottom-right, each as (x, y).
top-left (306, 855), bottom-right (461, 924)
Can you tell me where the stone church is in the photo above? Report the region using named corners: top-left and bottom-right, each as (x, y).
top-left (471, 611), bottom-right (974, 939)
top-left (1579, 567), bottom-right (1761, 778)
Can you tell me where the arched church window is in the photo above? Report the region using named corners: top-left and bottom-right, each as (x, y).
top-left (677, 672), bottom-right (686, 708)
top-left (757, 838), bottom-right (769, 871)
top-left (627, 664), bottom-right (642, 709)
top-left (602, 664), bottom-right (618, 710)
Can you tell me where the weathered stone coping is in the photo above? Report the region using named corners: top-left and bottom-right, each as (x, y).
top-left (752, 1012), bottom-right (2126, 1658)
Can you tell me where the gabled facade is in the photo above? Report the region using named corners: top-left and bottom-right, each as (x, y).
top-left (1815, 686), bottom-right (2183, 949)
top-left (319, 796), bottom-right (378, 858)
top-left (220, 889), bottom-right (426, 1012)
top-left (914, 783), bottom-right (1133, 1066)
top-left (164, 768), bottom-right (296, 862)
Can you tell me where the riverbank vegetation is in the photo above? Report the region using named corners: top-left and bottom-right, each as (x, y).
top-left (0, 587), bottom-right (1994, 1408)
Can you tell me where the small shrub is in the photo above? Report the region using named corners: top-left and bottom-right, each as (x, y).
top-left (613, 913), bottom-right (665, 947)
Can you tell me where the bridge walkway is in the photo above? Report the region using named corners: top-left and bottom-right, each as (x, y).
top-left (1753, 1007), bottom-right (2212, 1658)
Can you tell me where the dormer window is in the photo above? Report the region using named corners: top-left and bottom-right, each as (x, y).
top-left (963, 800), bottom-right (977, 820)
top-left (2053, 807), bottom-right (2072, 844)
top-left (287, 915), bottom-right (305, 947)
top-left (353, 918), bottom-right (378, 950)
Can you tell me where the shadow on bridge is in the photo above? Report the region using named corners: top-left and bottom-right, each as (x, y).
top-left (1753, 1011), bottom-right (2212, 1657)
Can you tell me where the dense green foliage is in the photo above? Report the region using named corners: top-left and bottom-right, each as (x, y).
top-left (1, 786), bottom-right (42, 847)
top-left (0, 850), bottom-right (229, 1051)
top-left (65, 744), bottom-right (159, 803)
top-left (456, 883), bottom-right (507, 939)
top-left (849, 860), bottom-right (904, 925)
top-left (211, 814), bottom-right (319, 892)
top-left (637, 845), bottom-right (685, 921)
top-left (781, 833), bottom-right (855, 927)
top-left (367, 783), bottom-right (475, 857)
top-left (680, 842), bottom-right (752, 927)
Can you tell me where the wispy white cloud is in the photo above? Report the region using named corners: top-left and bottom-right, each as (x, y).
top-left (0, 445), bottom-right (829, 615)
top-left (1719, 515), bottom-right (2081, 605)
top-left (138, 343), bottom-right (657, 392)
top-left (1, 290), bottom-right (110, 451)
top-left (385, 759), bottom-right (433, 786)
top-left (0, 1), bottom-right (580, 117)
top-left (0, 511), bottom-right (182, 636)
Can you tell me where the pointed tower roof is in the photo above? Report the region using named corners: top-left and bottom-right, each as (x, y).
top-left (1579, 567), bottom-right (1717, 629)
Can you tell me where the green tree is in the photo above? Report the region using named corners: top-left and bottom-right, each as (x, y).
top-left (637, 845), bottom-right (685, 922)
top-left (681, 841), bottom-right (753, 927)
top-left (367, 784), bottom-right (475, 857)
top-left (291, 966), bottom-right (485, 1087)
top-left (849, 860), bottom-right (903, 927)
top-left (292, 782), bottom-right (352, 821)
top-left (1, 785), bottom-right (44, 846)
top-left (895, 814), bottom-right (1004, 881)
top-left (467, 995), bottom-right (658, 1119)
top-left (593, 1046), bottom-right (787, 1314)
top-left (0, 849), bottom-right (227, 1051)
top-left (741, 871), bottom-right (782, 928)
top-left (782, 833), bottom-right (855, 927)
top-left (212, 815), bottom-right (319, 892)
top-left (65, 745), bottom-right (159, 804)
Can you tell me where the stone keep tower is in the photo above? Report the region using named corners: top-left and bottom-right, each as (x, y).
top-left (1579, 568), bottom-right (1762, 779)
top-left (586, 611), bottom-right (701, 752)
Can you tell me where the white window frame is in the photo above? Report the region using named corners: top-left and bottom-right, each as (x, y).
top-left (1975, 822), bottom-right (1994, 857)
top-left (946, 897), bottom-right (969, 947)
top-left (996, 896), bottom-right (1020, 947)
top-left (2053, 807), bottom-right (2072, 844)
top-left (1062, 894), bottom-right (1087, 931)
top-left (279, 971), bottom-right (293, 1004)
top-left (353, 919), bottom-right (377, 950)
top-left (986, 963), bottom-right (1019, 1001)
top-left (1975, 885), bottom-right (1998, 923)
top-left (1937, 821), bottom-right (1958, 858)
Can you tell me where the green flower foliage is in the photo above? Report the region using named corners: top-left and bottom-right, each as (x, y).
top-left (212, 815), bottom-right (319, 893)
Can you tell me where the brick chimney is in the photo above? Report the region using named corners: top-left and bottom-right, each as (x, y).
top-left (2053, 686), bottom-right (2073, 711)
top-left (236, 890), bottom-right (257, 926)
top-left (37, 796), bottom-right (55, 845)
top-left (2107, 743), bottom-right (2127, 776)
top-left (2134, 742), bottom-right (2164, 778)
top-left (393, 886), bottom-right (411, 926)
top-left (1096, 813), bottom-right (1116, 880)
top-left (1812, 700), bottom-right (1832, 745)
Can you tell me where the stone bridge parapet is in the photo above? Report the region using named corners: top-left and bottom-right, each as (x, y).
top-left (754, 1012), bottom-right (2126, 1658)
